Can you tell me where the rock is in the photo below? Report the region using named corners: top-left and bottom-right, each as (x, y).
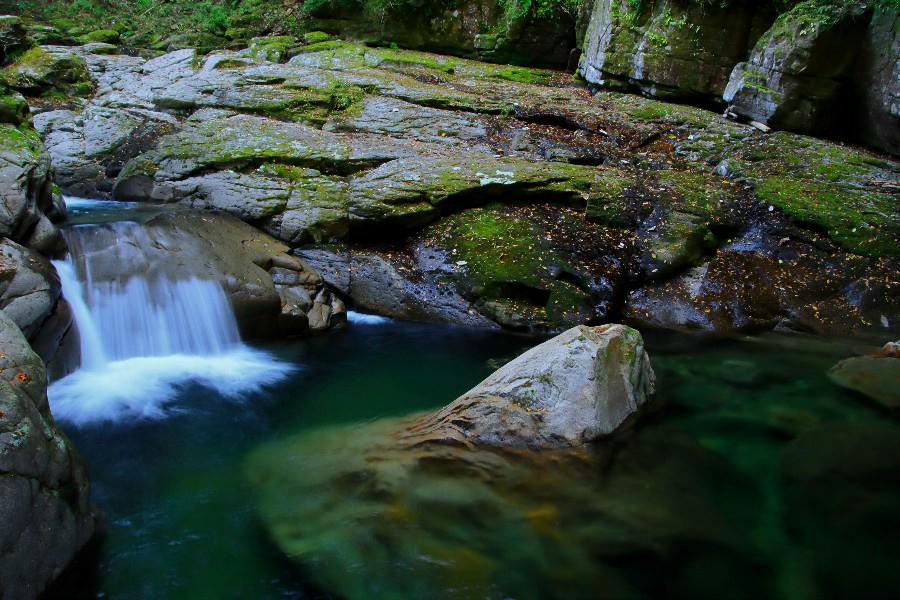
top-left (852, 5), bottom-right (900, 155)
top-left (76, 29), bottom-right (120, 45)
top-left (33, 106), bottom-right (176, 198)
top-left (296, 246), bottom-right (498, 328)
top-left (248, 403), bottom-right (753, 600)
top-left (723, 2), bottom-right (869, 137)
top-left (0, 15), bottom-right (32, 65)
top-left (0, 238), bottom-right (60, 339)
top-left (580, 0), bottom-right (765, 102)
top-left (2, 45), bottom-right (93, 97)
top-left (0, 122), bottom-right (61, 251)
top-left (828, 349), bottom-right (900, 409)
top-left (307, 289), bottom-right (333, 331)
top-left (407, 324), bottom-right (655, 448)
top-left (0, 309), bottom-right (94, 599)
top-left (325, 96), bottom-right (488, 145)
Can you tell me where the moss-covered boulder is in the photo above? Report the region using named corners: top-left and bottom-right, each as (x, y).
top-left (2, 45), bottom-right (94, 97)
top-left (75, 29), bottom-right (120, 45)
top-left (0, 15), bottom-right (32, 65)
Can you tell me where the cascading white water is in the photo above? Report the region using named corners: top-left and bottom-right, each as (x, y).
top-left (55, 222), bottom-right (243, 365)
top-left (49, 218), bottom-right (292, 426)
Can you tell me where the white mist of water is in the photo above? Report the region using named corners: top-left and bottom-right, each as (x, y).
top-left (49, 221), bottom-right (293, 426)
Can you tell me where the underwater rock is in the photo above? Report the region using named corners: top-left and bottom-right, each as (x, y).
top-left (0, 309), bottom-right (94, 599)
top-left (407, 324), bottom-right (655, 448)
top-left (781, 423), bottom-right (900, 599)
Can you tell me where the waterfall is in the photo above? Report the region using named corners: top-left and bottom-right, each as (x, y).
top-left (54, 222), bottom-right (243, 366)
top-left (49, 219), bottom-right (292, 426)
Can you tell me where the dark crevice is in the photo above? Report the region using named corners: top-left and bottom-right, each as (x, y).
top-left (516, 112), bottom-right (588, 132)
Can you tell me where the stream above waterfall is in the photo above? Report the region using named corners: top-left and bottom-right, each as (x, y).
top-left (45, 201), bottom-right (900, 600)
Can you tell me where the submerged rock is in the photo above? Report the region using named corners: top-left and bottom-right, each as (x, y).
top-left (0, 309), bottom-right (94, 599)
top-left (407, 324), bottom-right (655, 448)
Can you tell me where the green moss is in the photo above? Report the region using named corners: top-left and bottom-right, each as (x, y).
top-left (0, 124), bottom-right (44, 160)
top-left (76, 29), bottom-right (120, 44)
top-left (495, 66), bottom-right (552, 85)
top-left (656, 170), bottom-right (728, 220)
top-left (247, 35), bottom-right (298, 62)
top-left (756, 177), bottom-right (898, 258)
top-left (440, 206), bottom-right (591, 325)
top-left (303, 31), bottom-right (331, 44)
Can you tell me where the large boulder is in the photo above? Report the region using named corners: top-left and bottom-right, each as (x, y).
top-left (723, 1), bottom-right (870, 137)
top-left (408, 324), bottom-right (655, 448)
top-left (828, 342), bottom-right (900, 410)
top-left (2, 45), bottom-right (93, 97)
top-left (580, 0), bottom-right (767, 102)
top-left (0, 309), bottom-right (94, 599)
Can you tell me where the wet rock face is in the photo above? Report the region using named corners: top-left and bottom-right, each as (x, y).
top-left (0, 309), bottom-right (94, 600)
top-left (0, 238), bottom-right (62, 340)
top-left (408, 324), bottom-right (656, 448)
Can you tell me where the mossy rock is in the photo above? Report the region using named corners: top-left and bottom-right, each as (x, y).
top-left (0, 15), bottom-right (32, 64)
top-left (303, 31), bottom-right (331, 45)
top-left (246, 35), bottom-right (299, 63)
top-left (434, 206), bottom-right (594, 329)
top-left (728, 133), bottom-right (900, 258)
top-left (0, 122), bottom-right (44, 160)
top-left (0, 84), bottom-right (29, 127)
top-left (2, 46), bottom-right (94, 97)
top-left (76, 29), bottom-right (120, 45)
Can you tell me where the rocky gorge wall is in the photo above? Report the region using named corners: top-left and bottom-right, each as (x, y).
top-left (579, 0), bottom-right (900, 155)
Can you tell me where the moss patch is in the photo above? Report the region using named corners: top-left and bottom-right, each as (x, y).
top-left (756, 178), bottom-right (898, 258)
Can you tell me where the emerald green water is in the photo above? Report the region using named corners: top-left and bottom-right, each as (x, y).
top-left (47, 322), bottom-right (900, 600)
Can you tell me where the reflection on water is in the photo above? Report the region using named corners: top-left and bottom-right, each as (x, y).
top-left (47, 324), bottom-right (900, 600)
